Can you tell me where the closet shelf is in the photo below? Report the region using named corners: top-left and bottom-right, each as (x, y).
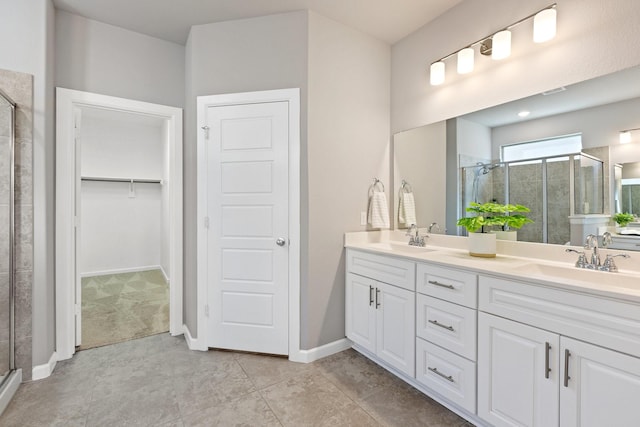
top-left (81, 176), bottom-right (163, 184)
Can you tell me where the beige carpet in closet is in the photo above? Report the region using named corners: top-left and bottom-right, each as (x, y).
top-left (80, 269), bottom-right (169, 350)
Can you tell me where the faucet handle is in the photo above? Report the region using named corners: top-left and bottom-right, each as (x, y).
top-left (602, 232), bottom-right (612, 248)
top-left (584, 234), bottom-right (597, 250)
top-left (602, 253), bottom-right (630, 272)
top-left (566, 248), bottom-right (588, 268)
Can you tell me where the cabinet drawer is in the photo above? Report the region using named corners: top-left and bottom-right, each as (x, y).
top-left (347, 249), bottom-right (415, 291)
top-left (416, 263), bottom-right (477, 308)
top-left (479, 275), bottom-right (640, 357)
top-left (416, 338), bottom-right (476, 414)
top-left (416, 294), bottom-right (477, 361)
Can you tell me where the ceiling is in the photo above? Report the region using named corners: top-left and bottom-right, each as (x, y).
top-left (461, 66), bottom-right (640, 128)
top-left (52, 0), bottom-right (463, 45)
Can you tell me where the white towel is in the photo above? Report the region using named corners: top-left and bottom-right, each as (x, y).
top-left (368, 191), bottom-right (390, 229)
top-left (398, 192), bottom-right (417, 226)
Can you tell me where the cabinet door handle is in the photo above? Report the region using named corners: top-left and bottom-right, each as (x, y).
top-left (375, 288), bottom-right (381, 308)
top-left (564, 349), bottom-right (571, 387)
top-left (545, 342), bottom-right (552, 379)
top-left (428, 319), bottom-right (455, 332)
top-left (428, 367), bottom-right (454, 383)
top-left (369, 285), bottom-right (374, 306)
top-left (428, 280), bottom-right (455, 290)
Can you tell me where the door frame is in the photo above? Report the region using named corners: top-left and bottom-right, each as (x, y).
top-left (55, 88), bottom-right (184, 361)
top-left (196, 88), bottom-right (301, 361)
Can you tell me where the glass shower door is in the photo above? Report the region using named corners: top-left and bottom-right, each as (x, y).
top-left (0, 91), bottom-right (15, 388)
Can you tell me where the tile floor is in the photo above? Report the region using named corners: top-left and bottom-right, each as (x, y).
top-left (1, 334), bottom-right (473, 426)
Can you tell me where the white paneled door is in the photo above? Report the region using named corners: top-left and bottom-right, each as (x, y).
top-left (205, 101), bottom-right (289, 355)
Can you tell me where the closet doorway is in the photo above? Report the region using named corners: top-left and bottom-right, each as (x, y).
top-left (56, 89), bottom-right (183, 360)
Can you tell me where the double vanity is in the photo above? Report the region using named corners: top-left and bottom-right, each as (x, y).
top-left (344, 231), bottom-right (640, 427)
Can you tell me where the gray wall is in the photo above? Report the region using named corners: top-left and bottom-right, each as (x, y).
top-left (0, 0), bottom-right (55, 375)
top-left (306, 11), bottom-right (390, 348)
top-left (55, 10), bottom-right (185, 108)
top-left (183, 11), bottom-right (309, 338)
top-left (391, 0), bottom-right (640, 135)
top-left (184, 11), bottom-right (391, 350)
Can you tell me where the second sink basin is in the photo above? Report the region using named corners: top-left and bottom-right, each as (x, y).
top-left (513, 262), bottom-right (640, 290)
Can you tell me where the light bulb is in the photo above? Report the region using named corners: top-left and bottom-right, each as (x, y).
top-left (534, 8), bottom-right (557, 43)
top-left (457, 48), bottom-right (474, 74)
top-left (430, 61), bottom-right (445, 86)
top-left (492, 30), bottom-right (511, 60)
top-left (620, 131), bottom-right (632, 144)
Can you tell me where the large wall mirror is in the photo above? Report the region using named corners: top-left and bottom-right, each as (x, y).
top-left (393, 65), bottom-right (640, 248)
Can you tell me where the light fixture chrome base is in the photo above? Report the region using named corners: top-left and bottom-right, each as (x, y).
top-left (480, 38), bottom-right (492, 56)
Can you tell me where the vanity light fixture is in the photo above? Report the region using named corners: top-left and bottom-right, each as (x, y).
top-left (620, 128), bottom-right (640, 144)
top-left (429, 3), bottom-right (557, 85)
top-left (457, 47), bottom-right (475, 74)
top-left (534, 7), bottom-right (557, 43)
top-left (430, 61), bottom-right (445, 85)
top-left (491, 30), bottom-right (512, 60)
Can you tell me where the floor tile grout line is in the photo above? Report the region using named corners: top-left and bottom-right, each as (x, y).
top-left (314, 367), bottom-right (385, 426)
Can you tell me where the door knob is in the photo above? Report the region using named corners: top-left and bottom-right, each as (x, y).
top-left (276, 238), bottom-right (287, 246)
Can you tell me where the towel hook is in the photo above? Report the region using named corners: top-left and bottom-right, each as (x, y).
top-left (401, 179), bottom-right (413, 193)
top-left (369, 178), bottom-right (385, 197)
top-left (372, 178), bottom-right (385, 192)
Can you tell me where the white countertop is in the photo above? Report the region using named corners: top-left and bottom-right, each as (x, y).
top-left (345, 231), bottom-right (640, 303)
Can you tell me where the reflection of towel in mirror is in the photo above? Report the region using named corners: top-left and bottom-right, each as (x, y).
top-left (368, 191), bottom-right (390, 229)
top-left (399, 192), bottom-right (417, 226)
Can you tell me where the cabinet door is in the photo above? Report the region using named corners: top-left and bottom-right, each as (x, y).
top-left (478, 313), bottom-right (559, 427)
top-left (376, 282), bottom-right (415, 377)
top-left (560, 337), bottom-right (640, 427)
top-left (345, 273), bottom-right (376, 353)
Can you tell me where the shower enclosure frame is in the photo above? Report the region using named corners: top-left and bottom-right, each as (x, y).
top-left (460, 151), bottom-right (605, 243)
top-left (0, 87), bottom-right (19, 412)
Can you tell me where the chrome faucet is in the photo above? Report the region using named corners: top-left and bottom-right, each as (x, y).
top-left (406, 224), bottom-right (427, 247)
top-left (428, 222), bottom-right (441, 234)
top-left (584, 234), bottom-right (600, 268)
top-left (565, 233), bottom-right (630, 272)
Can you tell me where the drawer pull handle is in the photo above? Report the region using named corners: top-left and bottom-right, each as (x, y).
top-left (375, 288), bottom-right (381, 308)
top-left (369, 285), bottom-right (374, 306)
top-left (545, 342), bottom-right (551, 379)
top-left (428, 280), bottom-right (455, 290)
top-left (428, 367), bottom-right (454, 383)
top-left (428, 319), bottom-right (455, 332)
top-left (564, 349), bottom-right (571, 387)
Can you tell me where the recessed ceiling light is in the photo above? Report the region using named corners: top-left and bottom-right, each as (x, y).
top-left (518, 111), bottom-right (531, 118)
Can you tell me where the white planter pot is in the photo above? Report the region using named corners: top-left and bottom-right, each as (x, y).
top-left (468, 232), bottom-right (497, 258)
top-left (492, 230), bottom-right (517, 241)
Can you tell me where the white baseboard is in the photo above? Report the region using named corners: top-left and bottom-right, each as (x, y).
top-left (183, 324), bottom-right (207, 351)
top-left (80, 265), bottom-right (163, 278)
top-left (159, 265), bottom-right (169, 284)
top-left (0, 369), bottom-right (21, 416)
top-left (32, 351), bottom-right (57, 381)
top-left (290, 338), bottom-right (352, 363)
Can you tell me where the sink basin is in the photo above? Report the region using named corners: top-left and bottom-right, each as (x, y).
top-left (367, 242), bottom-right (435, 254)
top-left (512, 263), bottom-right (640, 290)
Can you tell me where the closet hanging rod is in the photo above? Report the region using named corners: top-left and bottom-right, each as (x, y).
top-left (81, 176), bottom-right (163, 184)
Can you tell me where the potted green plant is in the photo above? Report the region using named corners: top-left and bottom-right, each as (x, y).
top-left (613, 212), bottom-right (635, 231)
top-left (457, 202), bottom-right (533, 257)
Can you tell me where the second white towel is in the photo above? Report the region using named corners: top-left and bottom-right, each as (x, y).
top-left (368, 191), bottom-right (390, 229)
top-left (398, 192), bottom-right (417, 226)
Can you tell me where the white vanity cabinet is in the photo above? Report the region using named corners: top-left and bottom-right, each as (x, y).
top-left (415, 263), bottom-right (478, 413)
top-left (478, 275), bottom-right (640, 427)
top-left (560, 337), bottom-right (640, 427)
top-left (478, 312), bottom-right (560, 427)
top-left (346, 250), bottom-right (415, 376)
